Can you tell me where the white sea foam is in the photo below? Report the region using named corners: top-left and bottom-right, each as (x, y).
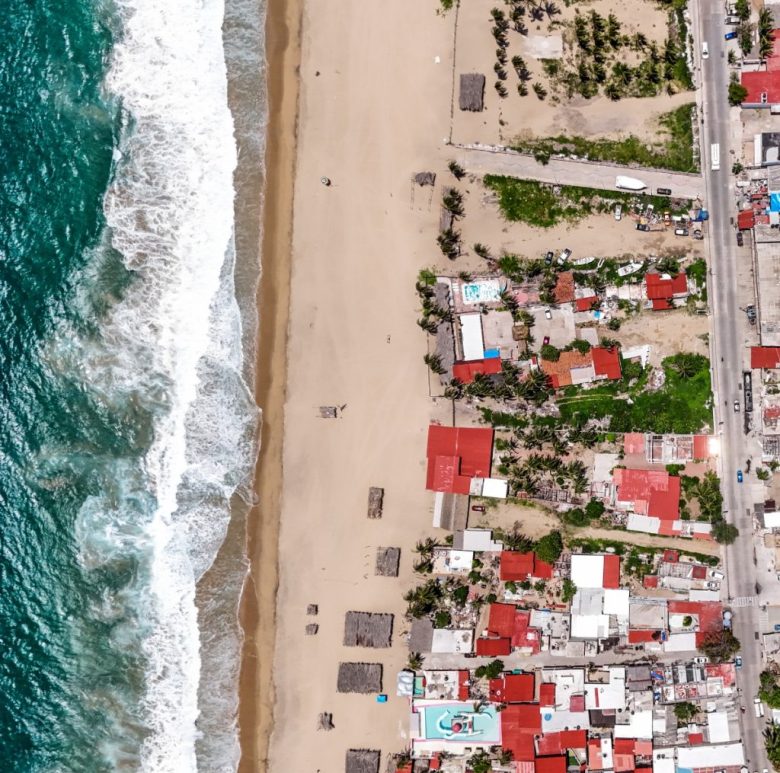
top-left (64, 0), bottom-right (257, 769)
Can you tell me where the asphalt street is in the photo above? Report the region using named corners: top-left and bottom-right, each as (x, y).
top-left (696, 1), bottom-right (768, 768)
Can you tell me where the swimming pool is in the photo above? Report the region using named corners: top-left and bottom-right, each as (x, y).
top-left (422, 703), bottom-right (501, 742)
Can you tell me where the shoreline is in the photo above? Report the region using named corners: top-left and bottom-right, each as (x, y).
top-left (236, 0), bottom-right (303, 767)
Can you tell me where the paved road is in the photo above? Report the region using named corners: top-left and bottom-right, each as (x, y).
top-left (453, 145), bottom-right (705, 200)
top-left (697, 1), bottom-right (768, 768)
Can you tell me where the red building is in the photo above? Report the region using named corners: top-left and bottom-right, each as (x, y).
top-left (425, 424), bottom-right (494, 494)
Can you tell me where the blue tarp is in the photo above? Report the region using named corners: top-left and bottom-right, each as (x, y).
top-left (771, 192), bottom-right (780, 212)
top-left (484, 348), bottom-right (501, 359)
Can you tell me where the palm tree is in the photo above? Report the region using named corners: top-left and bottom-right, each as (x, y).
top-left (442, 188), bottom-right (464, 217)
top-left (765, 724), bottom-right (780, 769)
top-left (415, 537), bottom-right (439, 557)
top-left (543, 1), bottom-right (560, 18)
top-left (407, 651), bottom-right (424, 668)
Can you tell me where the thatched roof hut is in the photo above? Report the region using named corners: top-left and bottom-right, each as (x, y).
top-left (375, 547), bottom-right (400, 577)
top-left (345, 749), bottom-right (380, 773)
top-left (337, 662), bottom-right (383, 693)
top-left (413, 171), bottom-right (436, 186)
top-left (459, 73), bottom-right (485, 111)
top-left (367, 487), bottom-right (384, 519)
top-left (343, 611), bottom-right (393, 648)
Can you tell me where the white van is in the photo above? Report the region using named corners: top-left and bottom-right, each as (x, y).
top-left (702, 41), bottom-right (710, 59)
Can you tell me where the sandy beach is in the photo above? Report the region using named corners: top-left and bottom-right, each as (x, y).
top-left (237, 0), bottom-right (464, 769)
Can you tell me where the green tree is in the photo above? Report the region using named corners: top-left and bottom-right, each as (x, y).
top-left (674, 701), bottom-right (698, 724)
top-left (698, 630), bottom-right (740, 663)
top-left (585, 499), bottom-right (605, 520)
top-left (712, 521), bottom-right (739, 544)
top-left (765, 724), bottom-right (780, 769)
top-left (475, 659), bottom-right (505, 679)
top-left (561, 578), bottom-right (577, 603)
top-left (535, 531), bottom-right (564, 564)
top-left (533, 82), bottom-right (548, 100)
top-left (759, 670), bottom-right (780, 709)
top-left (468, 749), bottom-right (493, 773)
top-left (540, 343), bottom-right (560, 361)
top-left (735, 0), bottom-right (750, 21)
top-left (448, 160), bottom-right (465, 180)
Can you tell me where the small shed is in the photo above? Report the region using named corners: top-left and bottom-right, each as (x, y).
top-left (337, 662), bottom-right (383, 693)
top-left (345, 749), bottom-right (380, 773)
top-left (375, 547), bottom-right (401, 577)
top-left (343, 611), bottom-right (394, 648)
top-left (459, 73), bottom-right (485, 111)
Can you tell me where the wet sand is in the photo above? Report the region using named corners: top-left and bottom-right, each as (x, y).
top-left (236, 0), bottom-right (302, 768)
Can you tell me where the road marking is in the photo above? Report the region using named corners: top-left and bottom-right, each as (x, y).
top-left (730, 596), bottom-right (757, 607)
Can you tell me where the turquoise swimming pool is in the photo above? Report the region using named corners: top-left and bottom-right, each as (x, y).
top-left (422, 703), bottom-right (500, 742)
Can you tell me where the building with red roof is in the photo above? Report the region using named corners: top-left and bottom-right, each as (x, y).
top-left (752, 346), bottom-right (780, 369)
top-left (452, 357), bottom-right (503, 384)
top-left (536, 730), bottom-right (587, 756)
top-left (534, 756), bottom-right (567, 773)
top-left (475, 637), bottom-right (512, 656)
top-left (642, 574), bottom-right (659, 589)
top-left (575, 295), bottom-right (599, 312)
top-left (668, 600), bottom-right (723, 646)
top-left (500, 551), bottom-right (554, 581)
top-left (741, 36), bottom-right (780, 106)
top-left (553, 271), bottom-right (576, 304)
top-left (613, 468), bottom-right (681, 520)
top-left (627, 629), bottom-right (661, 644)
top-left (489, 672), bottom-right (535, 703)
top-left (539, 682), bottom-right (556, 706)
top-left (512, 610), bottom-right (542, 654)
top-left (425, 424), bottom-right (494, 494)
top-left (539, 346), bottom-right (622, 389)
top-left (645, 272), bottom-right (688, 310)
top-left (501, 703), bottom-right (542, 761)
top-left (738, 209), bottom-right (756, 230)
top-left (487, 603), bottom-right (517, 638)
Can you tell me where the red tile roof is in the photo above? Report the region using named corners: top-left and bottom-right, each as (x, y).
top-left (592, 346), bottom-right (622, 380)
top-left (651, 298), bottom-right (674, 311)
top-left (475, 637), bottom-right (512, 656)
top-left (516, 762), bottom-right (536, 773)
top-left (500, 551), bottom-right (553, 581)
top-left (662, 549), bottom-right (679, 562)
top-left (539, 682), bottom-right (556, 706)
top-left (452, 357), bottom-right (503, 384)
top-left (536, 730), bottom-right (587, 755)
top-left (614, 754), bottom-right (636, 772)
top-left (553, 271), bottom-right (576, 304)
top-left (501, 704), bottom-right (542, 762)
top-left (613, 468), bottom-right (681, 520)
top-left (752, 346), bottom-right (780, 369)
top-left (588, 738), bottom-right (607, 770)
top-left (570, 694), bottom-right (585, 712)
top-left (535, 756), bottom-right (567, 773)
top-left (688, 732), bottom-right (704, 745)
top-left (603, 554), bottom-right (621, 589)
top-left (458, 670), bottom-right (470, 701)
top-left (693, 434), bottom-right (712, 460)
top-left (645, 271), bottom-right (688, 301)
top-left (738, 209), bottom-right (756, 230)
top-left (490, 672), bottom-right (535, 703)
top-left (488, 603), bottom-right (517, 638)
top-left (426, 425), bottom-right (494, 494)
top-left (575, 296), bottom-right (598, 312)
top-left (741, 68), bottom-right (780, 105)
top-left (668, 600), bottom-right (723, 645)
top-left (628, 629), bottom-right (661, 643)
top-left (512, 610), bottom-right (542, 654)
top-left (642, 575), bottom-right (659, 589)
top-left (692, 565), bottom-right (707, 580)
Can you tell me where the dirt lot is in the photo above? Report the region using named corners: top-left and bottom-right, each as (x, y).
top-left (612, 309), bottom-right (710, 367)
top-left (451, 0), bottom-right (690, 146)
top-left (468, 499), bottom-right (560, 538)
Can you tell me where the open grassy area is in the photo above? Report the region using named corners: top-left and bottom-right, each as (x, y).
top-left (511, 104), bottom-right (697, 173)
top-left (557, 353), bottom-right (712, 433)
top-left (484, 175), bottom-right (690, 228)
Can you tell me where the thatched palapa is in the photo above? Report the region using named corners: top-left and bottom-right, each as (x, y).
top-left (413, 171), bottom-right (436, 186)
top-left (345, 749), bottom-right (380, 773)
top-left (459, 73), bottom-right (485, 111)
top-left (375, 547), bottom-right (400, 577)
top-left (343, 611), bottom-right (393, 648)
top-left (337, 662), bottom-right (383, 693)
top-left (367, 487), bottom-right (384, 519)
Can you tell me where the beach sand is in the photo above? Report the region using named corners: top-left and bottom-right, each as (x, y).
top-left (240, 0), bottom-right (462, 770)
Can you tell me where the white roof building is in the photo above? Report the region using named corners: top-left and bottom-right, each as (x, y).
top-left (707, 710), bottom-right (731, 743)
top-left (459, 313), bottom-right (485, 361)
top-left (459, 529), bottom-right (503, 552)
top-left (652, 748), bottom-right (675, 773)
top-left (585, 667), bottom-right (626, 711)
top-left (431, 628), bottom-right (474, 654)
top-left (677, 742), bottom-right (745, 769)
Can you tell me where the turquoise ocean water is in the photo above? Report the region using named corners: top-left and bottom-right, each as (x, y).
top-left (0, 1), bottom-right (259, 770)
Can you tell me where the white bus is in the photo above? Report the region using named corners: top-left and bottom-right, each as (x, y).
top-left (711, 143), bottom-right (720, 171)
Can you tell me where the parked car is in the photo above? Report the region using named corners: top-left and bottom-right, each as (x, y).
top-left (737, 469), bottom-right (744, 483)
top-left (545, 251), bottom-right (554, 265)
top-left (706, 581), bottom-right (720, 589)
top-left (737, 231), bottom-right (744, 246)
top-left (736, 656), bottom-right (743, 669)
top-left (471, 505), bottom-right (486, 513)
top-left (702, 41), bottom-right (709, 58)
top-left (544, 308), bottom-right (552, 320)
top-left (710, 570), bottom-right (725, 580)
top-left (657, 187), bottom-right (672, 195)
top-left (543, 336), bottom-right (550, 345)
top-left (693, 229), bottom-right (703, 240)
top-left (734, 400), bottom-right (740, 412)
top-left (674, 227), bottom-right (689, 236)
top-left (558, 248), bottom-right (572, 264)
top-left (636, 223), bottom-right (650, 232)
top-left (747, 304), bottom-right (757, 323)
top-left (725, 31), bottom-right (738, 40)
top-left (614, 204), bottom-right (622, 221)
top-left (693, 656), bottom-right (708, 664)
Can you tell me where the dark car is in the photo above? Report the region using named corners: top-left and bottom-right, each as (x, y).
top-left (544, 251), bottom-right (554, 265)
top-left (471, 505), bottom-right (486, 513)
top-left (636, 223), bottom-right (650, 232)
top-left (736, 231), bottom-right (744, 246)
top-left (725, 31), bottom-right (738, 40)
top-left (656, 187), bottom-right (672, 196)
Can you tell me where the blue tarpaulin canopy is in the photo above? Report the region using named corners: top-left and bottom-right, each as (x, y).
top-left (770, 192), bottom-right (780, 212)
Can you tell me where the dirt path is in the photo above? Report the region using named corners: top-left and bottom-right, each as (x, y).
top-left (574, 525), bottom-right (722, 557)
